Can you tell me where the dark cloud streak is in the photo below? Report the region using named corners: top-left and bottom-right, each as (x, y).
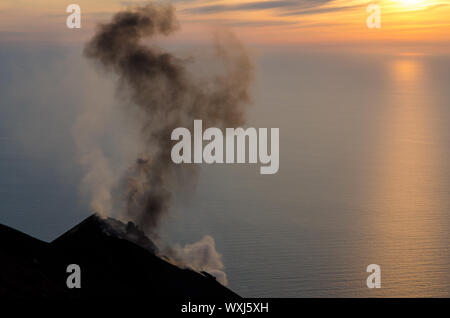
top-left (280, 3), bottom-right (368, 16)
top-left (184, 0), bottom-right (334, 15)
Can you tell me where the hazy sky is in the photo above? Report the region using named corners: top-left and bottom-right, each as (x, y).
top-left (1, 0), bottom-right (449, 52)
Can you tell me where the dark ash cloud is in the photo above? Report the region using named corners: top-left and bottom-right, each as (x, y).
top-left (84, 4), bottom-right (254, 235)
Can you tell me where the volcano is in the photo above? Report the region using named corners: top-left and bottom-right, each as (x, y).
top-left (0, 214), bottom-right (239, 299)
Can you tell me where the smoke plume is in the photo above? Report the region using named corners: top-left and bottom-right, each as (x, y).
top-left (82, 3), bottom-right (253, 284)
top-left (166, 235), bottom-right (228, 286)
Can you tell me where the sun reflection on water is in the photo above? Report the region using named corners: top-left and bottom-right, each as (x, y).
top-left (363, 57), bottom-right (448, 296)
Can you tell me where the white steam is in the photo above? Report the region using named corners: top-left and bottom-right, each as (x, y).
top-left (167, 235), bottom-right (228, 286)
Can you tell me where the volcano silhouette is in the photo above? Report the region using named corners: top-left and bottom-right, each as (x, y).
top-left (0, 214), bottom-right (239, 299)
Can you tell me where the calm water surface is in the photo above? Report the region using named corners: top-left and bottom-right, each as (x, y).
top-left (1, 48), bottom-right (450, 297)
top-left (163, 51), bottom-right (450, 297)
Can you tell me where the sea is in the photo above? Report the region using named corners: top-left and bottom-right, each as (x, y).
top-left (1, 45), bottom-right (450, 297)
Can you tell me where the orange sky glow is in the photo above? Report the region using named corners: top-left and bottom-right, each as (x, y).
top-left (0, 0), bottom-right (449, 53)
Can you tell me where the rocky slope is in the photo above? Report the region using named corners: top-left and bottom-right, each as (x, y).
top-left (0, 214), bottom-right (239, 299)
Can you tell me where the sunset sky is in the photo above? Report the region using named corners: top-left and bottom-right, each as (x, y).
top-left (1, 0), bottom-right (449, 52)
top-left (2, 0), bottom-right (450, 298)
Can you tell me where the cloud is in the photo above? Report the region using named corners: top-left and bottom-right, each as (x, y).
top-left (182, 17), bottom-right (300, 27)
top-left (280, 3), bottom-right (368, 16)
top-left (422, 3), bottom-right (450, 11)
top-left (184, 0), bottom-right (334, 14)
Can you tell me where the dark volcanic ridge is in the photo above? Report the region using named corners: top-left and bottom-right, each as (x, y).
top-left (0, 215), bottom-right (239, 299)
